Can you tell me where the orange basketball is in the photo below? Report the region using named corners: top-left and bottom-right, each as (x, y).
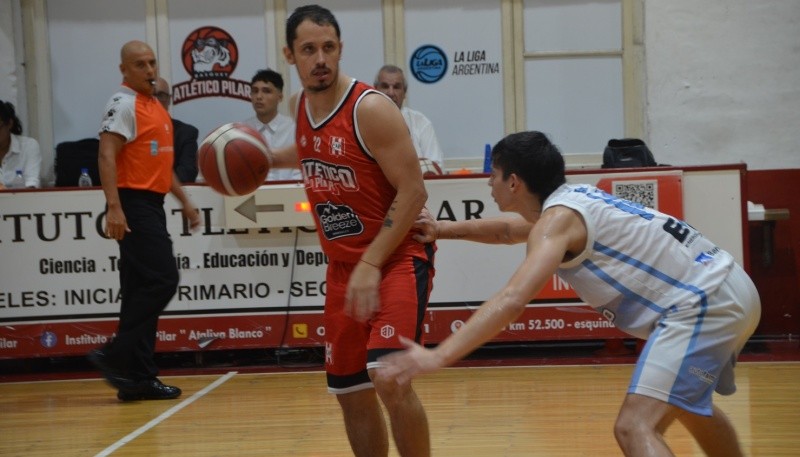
top-left (197, 123), bottom-right (272, 196)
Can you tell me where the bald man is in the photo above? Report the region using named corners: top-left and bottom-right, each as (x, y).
top-left (88, 40), bottom-right (200, 401)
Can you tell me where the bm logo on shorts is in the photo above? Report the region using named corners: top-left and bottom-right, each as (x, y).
top-left (409, 45), bottom-right (448, 83)
top-left (380, 325), bottom-right (395, 339)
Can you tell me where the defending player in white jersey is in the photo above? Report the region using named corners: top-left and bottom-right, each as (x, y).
top-left (378, 130), bottom-right (761, 457)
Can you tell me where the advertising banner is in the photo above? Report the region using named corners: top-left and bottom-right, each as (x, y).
top-left (0, 172), bottom-right (700, 359)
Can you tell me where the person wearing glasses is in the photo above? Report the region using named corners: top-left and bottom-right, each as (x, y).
top-left (154, 77), bottom-right (199, 183)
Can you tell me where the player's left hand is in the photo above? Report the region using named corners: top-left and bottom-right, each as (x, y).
top-left (345, 261), bottom-right (381, 322)
top-left (376, 336), bottom-right (443, 386)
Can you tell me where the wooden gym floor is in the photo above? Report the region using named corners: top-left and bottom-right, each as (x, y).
top-left (1, 343), bottom-right (799, 456)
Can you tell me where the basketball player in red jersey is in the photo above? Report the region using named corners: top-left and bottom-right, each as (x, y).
top-left (270, 5), bottom-right (434, 457)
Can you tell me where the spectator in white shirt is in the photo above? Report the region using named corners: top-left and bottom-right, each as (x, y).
top-left (374, 65), bottom-right (444, 170)
top-left (0, 100), bottom-right (41, 189)
top-left (242, 69), bottom-right (301, 181)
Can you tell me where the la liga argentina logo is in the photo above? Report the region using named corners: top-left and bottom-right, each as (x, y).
top-left (409, 45), bottom-right (448, 84)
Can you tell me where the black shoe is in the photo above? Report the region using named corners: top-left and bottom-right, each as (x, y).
top-left (117, 378), bottom-right (182, 402)
top-left (87, 349), bottom-right (139, 391)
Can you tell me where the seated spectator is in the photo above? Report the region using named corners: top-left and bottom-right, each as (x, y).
top-left (241, 69), bottom-right (301, 181)
top-left (374, 64), bottom-right (444, 169)
top-left (0, 100), bottom-right (41, 188)
top-left (155, 78), bottom-right (199, 183)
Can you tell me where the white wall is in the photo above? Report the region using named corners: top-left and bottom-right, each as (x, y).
top-left (645, 0), bottom-right (800, 169)
top-left (405, 0), bottom-right (506, 162)
top-left (47, 0), bottom-right (147, 146)
top-left (0, 0), bottom-right (26, 126)
top-left (0, 2), bottom-right (18, 104)
top-left (1, 0), bottom-right (798, 180)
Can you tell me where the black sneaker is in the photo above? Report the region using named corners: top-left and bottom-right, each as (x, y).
top-left (117, 378), bottom-right (182, 402)
top-left (87, 349), bottom-right (139, 391)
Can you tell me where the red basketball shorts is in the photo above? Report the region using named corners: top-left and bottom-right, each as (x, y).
top-left (324, 252), bottom-right (434, 393)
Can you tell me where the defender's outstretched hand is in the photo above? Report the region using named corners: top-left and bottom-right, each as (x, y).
top-left (377, 336), bottom-right (445, 385)
top-left (412, 207), bottom-right (438, 244)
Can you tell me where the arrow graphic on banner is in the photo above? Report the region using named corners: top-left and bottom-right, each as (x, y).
top-left (234, 195), bottom-right (285, 222)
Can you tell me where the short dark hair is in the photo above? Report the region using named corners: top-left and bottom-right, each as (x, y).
top-left (252, 69), bottom-right (284, 91)
top-left (0, 100), bottom-right (23, 135)
top-left (285, 4), bottom-right (340, 50)
top-left (491, 131), bottom-right (566, 203)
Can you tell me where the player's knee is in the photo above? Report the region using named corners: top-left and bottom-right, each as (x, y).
top-left (336, 388), bottom-right (378, 413)
top-left (614, 413), bottom-right (640, 448)
top-left (371, 374), bottom-right (409, 407)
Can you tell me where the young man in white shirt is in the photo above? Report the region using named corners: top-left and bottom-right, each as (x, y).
top-left (242, 69), bottom-right (301, 181)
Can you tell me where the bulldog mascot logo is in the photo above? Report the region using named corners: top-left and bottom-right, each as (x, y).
top-left (172, 26), bottom-right (250, 104)
top-left (184, 27), bottom-right (236, 79)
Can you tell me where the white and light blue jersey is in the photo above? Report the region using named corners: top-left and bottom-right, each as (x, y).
top-left (544, 184), bottom-right (735, 339)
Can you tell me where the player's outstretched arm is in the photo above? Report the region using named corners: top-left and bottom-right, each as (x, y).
top-left (379, 207), bottom-right (581, 384)
top-left (413, 210), bottom-right (533, 245)
top-left (269, 143), bottom-right (300, 171)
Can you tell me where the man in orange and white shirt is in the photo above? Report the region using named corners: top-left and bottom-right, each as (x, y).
top-left (88, 40), bottom-right (200, 402)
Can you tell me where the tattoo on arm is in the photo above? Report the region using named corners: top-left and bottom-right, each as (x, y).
top-left (383, 201), bottom-right (398, 228)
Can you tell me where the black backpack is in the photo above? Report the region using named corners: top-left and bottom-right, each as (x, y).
top-left (601, 138), bottom-right (658, 169)
top-left (54, 138), bottom-right (101, 187)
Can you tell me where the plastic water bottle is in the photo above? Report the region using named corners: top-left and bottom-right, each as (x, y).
top-left (482, 143), bottom-right (492, 173)
top-left (78, 168), bottom-right (93, 187)
top-left (11, 170), bottom-right (24, 188)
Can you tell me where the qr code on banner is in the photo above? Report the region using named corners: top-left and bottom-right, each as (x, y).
top-left (613, 180), bottom-right (658, 209)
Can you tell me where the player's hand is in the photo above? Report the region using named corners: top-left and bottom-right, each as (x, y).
top-left (182, 203), bottom-right (201, 231)
top-left (412, 207), bottom-right (438, 243)
top-left (376, 336), bottom-right (443, 385)
top-left (344, 260), bottom-right (381, 322)
top-left (104, 205), bottom-right (131, 240)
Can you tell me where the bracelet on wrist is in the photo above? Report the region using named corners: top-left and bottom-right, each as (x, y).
top-left (359, 259), bottom-right (381, 269)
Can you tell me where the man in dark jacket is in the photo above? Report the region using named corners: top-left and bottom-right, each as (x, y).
top-left (155, 77), bottom-right (198, 183)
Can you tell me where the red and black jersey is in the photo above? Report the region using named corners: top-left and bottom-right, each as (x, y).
top-left (295, 79), bottom-right (426, 262)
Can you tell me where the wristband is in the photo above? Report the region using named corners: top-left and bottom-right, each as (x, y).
top-left (359, 259), bottom-right (380, 269)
